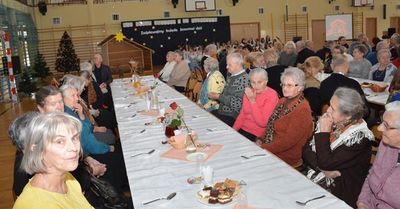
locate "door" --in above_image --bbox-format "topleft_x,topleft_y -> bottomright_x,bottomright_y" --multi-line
230,23 -> 260,42
311,19 -> 325,51
366,17 -> 377,40
390,17 -> 400,35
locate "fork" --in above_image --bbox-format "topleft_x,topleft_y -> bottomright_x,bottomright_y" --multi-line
295,195 -> 326,206
241,154 -> 267,159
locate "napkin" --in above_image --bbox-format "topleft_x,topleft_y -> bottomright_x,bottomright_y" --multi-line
160,144 -> 223,162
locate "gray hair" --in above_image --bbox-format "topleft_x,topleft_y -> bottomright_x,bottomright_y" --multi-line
166,51 -> 175,56
204,57 -> 219,72
80,70 -> 91,81
385,101 -> 400,128
284,41 -> 296,50
281,67 -> 305,91
227,52 -> 244,65
331,54 -> 348,69
21,112 -> 82,175
296,40 -> 306,49
333,87 -> 366,121
61,75 -> 85,94
377,49 -> 391,60
390,33 -> 400,45
204,44 -> 217,54
249,68 -> 268,82
8,111 -> 41,152
59,84 -> 76,99
80,62 -> 92,73
376,41 -> 389,52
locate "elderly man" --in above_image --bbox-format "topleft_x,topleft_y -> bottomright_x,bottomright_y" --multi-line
92,53 -> 114,109
209,52 -> 249,126
295,40 -> 316,66
319,54 -> 365,106
201,44 -> 218,70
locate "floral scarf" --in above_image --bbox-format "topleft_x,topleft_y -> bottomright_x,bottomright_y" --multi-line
259,94 -> 305,144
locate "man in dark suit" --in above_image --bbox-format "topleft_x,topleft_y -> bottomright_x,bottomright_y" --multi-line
92,53 -> 114,109
295,40 -> 315,66
320,54 -> 365,106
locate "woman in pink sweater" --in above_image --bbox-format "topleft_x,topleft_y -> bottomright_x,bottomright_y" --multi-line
233,68 -> 279,141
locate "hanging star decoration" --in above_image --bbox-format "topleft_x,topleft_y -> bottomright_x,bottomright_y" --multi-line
114,32 -> 126,42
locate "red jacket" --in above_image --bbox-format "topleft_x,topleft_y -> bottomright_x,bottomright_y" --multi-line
233,87 -> 278,137
262,96 -> 313,165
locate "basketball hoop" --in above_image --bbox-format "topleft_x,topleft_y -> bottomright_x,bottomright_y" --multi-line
195,1 -> 207,11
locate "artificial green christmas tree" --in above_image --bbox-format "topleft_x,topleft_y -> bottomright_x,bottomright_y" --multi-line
55,31 -> 80,73
33,51 -> 50,79
18,68 -> 37,95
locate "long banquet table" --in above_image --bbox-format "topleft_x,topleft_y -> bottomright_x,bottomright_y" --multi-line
111,77 -> 351,209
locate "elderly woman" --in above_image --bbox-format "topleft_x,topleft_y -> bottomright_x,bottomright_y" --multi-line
277,41 -> 297,67
198,57 -> 226,111
348,45 -> 372,79
63,74 -> 116,145
357,101 -> 400,209
369,49 -> 398,82
302,87 -> 373,208
13,112 -> 94,209
256,67 -> 313,165
264,49 -> 286,97
233,68 -> 279,141
168,50 -> 191,92
158,51 -> 176,82
300,56 -> 324,116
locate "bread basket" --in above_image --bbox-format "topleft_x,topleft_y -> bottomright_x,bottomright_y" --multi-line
370,83 -> 388,92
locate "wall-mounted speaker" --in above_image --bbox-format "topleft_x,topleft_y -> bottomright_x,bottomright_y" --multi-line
172,0 -> 178,8
38,1 -> 47,16
233,0 -> 239,6
383,4 -> 387,19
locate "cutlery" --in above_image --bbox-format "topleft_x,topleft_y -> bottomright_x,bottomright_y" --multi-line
131,113 -> 137,118
241,154 -> 267,159
295,195 -> 326,206
142,192 -> 176,205
131,149 -> 155,158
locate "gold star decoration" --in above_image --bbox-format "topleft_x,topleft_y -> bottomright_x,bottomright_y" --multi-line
115,32 -> 126,42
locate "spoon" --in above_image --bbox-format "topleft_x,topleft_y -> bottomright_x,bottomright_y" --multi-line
241,154 -> 267,159
131,149 -> 155,158
295,195 -> 326,206
142,192 -> 177,205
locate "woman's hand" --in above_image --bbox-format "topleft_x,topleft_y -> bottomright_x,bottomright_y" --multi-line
73,103 -> 85,120
320,113 -> 334,133
93,126 -> 107,133
84,156 -> 107,177
208,92 -> 220,100
322,170 -> 341,178
245,87 -> 256,103
109,145 -> 115,152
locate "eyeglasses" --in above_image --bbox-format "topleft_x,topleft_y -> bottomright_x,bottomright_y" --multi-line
380,121 -> 398,131
280,83 -> 298,88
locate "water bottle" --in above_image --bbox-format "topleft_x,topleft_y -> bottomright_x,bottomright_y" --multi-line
150,90 -> 159,111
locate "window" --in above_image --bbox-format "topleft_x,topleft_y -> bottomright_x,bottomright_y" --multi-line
164,11 -> 170,18
216,9 -> 222,16
52,17 -> 61,26
258,8 -> 264,15
112,14 -> 120,21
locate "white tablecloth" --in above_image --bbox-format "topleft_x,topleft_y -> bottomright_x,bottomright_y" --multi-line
318,73 -> 389,106
111,77 -> 351,209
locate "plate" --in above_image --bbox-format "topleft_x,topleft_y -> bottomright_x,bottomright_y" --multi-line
196,191 -> 234,207
186,152 -> 208,162
195,179 -> 240,207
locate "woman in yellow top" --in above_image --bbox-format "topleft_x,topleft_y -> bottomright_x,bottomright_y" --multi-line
13,112 -> 93,209
198,57 -> 226,111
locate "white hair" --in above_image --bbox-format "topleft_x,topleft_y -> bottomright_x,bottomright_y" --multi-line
280,67 -> 305,91
385,101 -> 400,128
227,52 -> 244,65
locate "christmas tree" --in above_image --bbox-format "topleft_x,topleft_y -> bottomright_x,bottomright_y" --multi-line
18,67 -> 37,95
33,51 -> 50,79
55,31 -> 80,73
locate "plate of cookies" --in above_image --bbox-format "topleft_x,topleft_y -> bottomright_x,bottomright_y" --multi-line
196,178 -> 240,206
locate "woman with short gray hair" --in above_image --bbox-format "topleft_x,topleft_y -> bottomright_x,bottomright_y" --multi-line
369,49 -> 397,82
13,112 -> 94,209
303,87 -> 374,208
233,68 -> 279,141
278,41 -> 297,67
198,57 -> 225,111
256,67 -> 313,166
358,101 -> 400,209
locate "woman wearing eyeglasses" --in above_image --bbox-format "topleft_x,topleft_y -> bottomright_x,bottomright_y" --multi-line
256,67 -> 313,166
303,87 -> 373,208
357,101 -> 400,209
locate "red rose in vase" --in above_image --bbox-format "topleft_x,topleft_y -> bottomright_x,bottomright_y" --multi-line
169,102 -> 178,110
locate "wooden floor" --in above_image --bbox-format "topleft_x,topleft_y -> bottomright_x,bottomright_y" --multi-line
0,98 -> 36,209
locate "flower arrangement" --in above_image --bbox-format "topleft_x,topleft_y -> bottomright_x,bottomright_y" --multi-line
166,102 -> 196,148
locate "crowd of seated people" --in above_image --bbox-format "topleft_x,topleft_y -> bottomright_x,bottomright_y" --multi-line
10,33 -> 400,208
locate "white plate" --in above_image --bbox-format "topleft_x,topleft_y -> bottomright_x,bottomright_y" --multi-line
186,152 -> 208,162
196,191 -> 234,207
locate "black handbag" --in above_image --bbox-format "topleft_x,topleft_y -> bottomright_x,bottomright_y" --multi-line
89,175 -> 128,209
